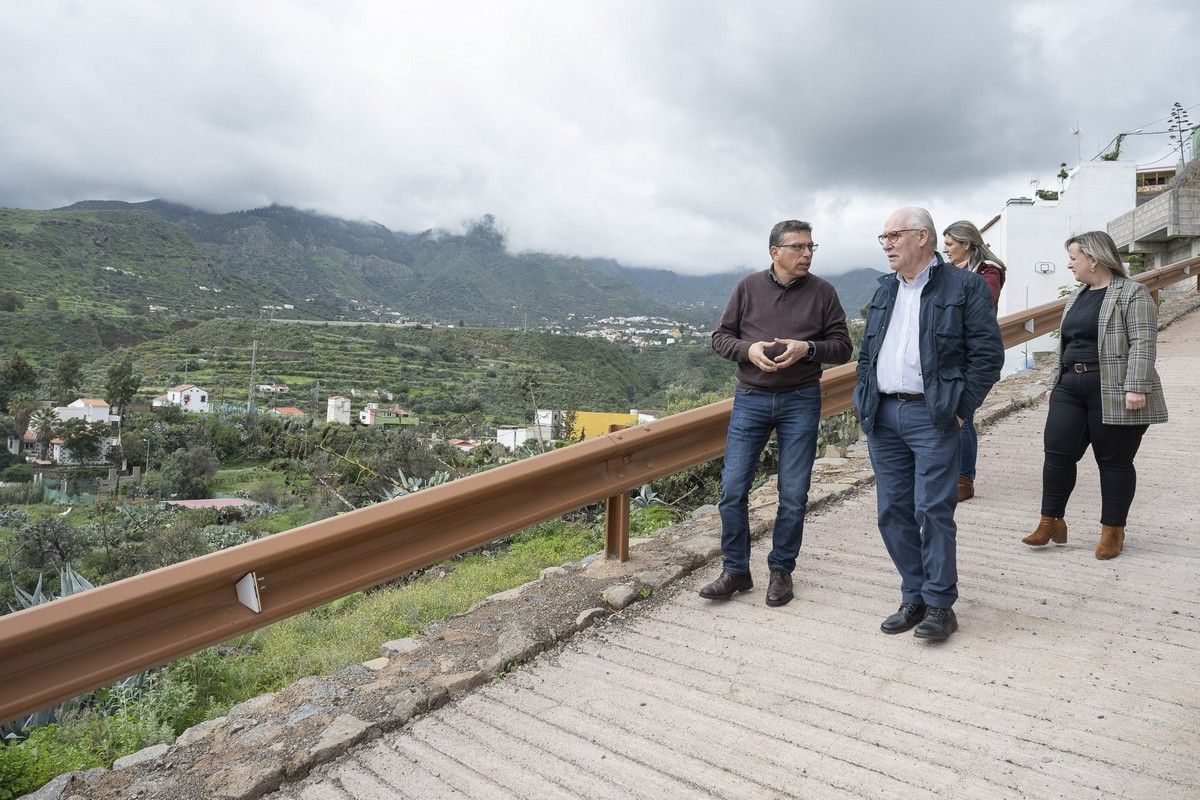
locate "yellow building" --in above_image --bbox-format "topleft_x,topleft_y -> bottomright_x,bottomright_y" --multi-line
570,411 -> 640,440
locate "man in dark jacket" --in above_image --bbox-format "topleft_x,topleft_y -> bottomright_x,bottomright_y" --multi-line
701,220 -> 852,607
854,207 -> 1003,641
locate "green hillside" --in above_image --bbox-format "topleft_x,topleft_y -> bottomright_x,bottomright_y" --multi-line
64,203 -> 693,325
0,308 -> 171,370
69,319 -> 731,427
0,207 -> 264,316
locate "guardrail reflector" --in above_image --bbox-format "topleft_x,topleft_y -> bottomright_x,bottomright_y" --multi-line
1024,319 -> 1036,333
236,572 -> 262,613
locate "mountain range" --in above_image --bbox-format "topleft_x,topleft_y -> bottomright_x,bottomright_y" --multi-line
1,200 -> 886,328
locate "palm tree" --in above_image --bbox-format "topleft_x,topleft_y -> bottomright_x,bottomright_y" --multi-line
7,391 -> 38,444
28,407 -> 58,461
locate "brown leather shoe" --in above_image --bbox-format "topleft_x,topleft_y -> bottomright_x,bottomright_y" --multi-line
1022,516 -> 1067,546
765,569 -> 794,607
698,570 -> 753,600
958,475 -> 974,502
1096,525 -> 1124,560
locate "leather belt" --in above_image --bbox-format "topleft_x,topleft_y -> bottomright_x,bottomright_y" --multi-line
880,392 -> 925,402
1065,363 -> 1100,373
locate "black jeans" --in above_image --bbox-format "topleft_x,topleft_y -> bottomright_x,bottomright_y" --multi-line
1041,370 -> 1148,526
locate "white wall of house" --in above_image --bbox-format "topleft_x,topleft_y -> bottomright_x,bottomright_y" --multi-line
990,160 -> 1136,375
54,399 -> 120,425
327,396 -> 352,425
167,386 -> 211,413
51,436 -> 119,465
497,426 -> 535,451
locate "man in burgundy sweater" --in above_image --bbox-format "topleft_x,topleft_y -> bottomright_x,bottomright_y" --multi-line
701,220 -> 853,606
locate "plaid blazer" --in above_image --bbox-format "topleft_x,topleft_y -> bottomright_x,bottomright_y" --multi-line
1055,275 -> 1168,425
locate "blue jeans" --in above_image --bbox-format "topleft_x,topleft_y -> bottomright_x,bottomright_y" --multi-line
718,384 -> 821,575
959,414 -> 977,480
867,396 -> 961,608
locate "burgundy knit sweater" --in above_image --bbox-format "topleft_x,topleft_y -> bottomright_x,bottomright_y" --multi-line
711,268 -> 853,391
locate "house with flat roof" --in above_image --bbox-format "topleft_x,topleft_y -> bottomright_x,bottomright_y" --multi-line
1109,157 -> 1200,273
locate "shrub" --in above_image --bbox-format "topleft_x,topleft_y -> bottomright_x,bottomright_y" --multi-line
15,518 -> 94,571
1,464 -> 34,483
202,524 -> 261,551
0,508 -> 31,528
0,671 -> 191,798
158,445 -> 218,499
0,483 -> 43,505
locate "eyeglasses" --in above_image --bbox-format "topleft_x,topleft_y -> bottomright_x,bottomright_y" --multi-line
775,243 -> 819,252
877,229 -> 920,245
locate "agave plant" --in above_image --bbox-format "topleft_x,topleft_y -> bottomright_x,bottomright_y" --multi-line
7,563 -> 95,613
631,484 -> 667,508
2,564 -> 97,741
384,469 -> 452,499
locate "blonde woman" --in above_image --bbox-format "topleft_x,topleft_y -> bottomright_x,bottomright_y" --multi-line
1023,231 -> 1167,558
942,220 -> 1006,501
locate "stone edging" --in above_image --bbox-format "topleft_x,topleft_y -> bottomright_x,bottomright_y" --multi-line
27,295 -> 1197,800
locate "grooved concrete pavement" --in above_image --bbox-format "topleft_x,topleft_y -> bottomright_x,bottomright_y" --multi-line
270,311 -> 1200,800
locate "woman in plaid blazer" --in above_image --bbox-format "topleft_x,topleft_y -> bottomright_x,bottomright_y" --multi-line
1023,231 -> 1167,559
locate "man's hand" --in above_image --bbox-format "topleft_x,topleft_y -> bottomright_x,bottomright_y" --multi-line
770,338 -> 809,369
747,341 -> 779,372
1125,392 -> 1147,411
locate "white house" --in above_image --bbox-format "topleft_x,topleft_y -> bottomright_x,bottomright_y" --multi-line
257,383 -> 290,395
54,398 -> 120,425
152,384 -> 211,413
496,425 -> 541,451
983,160 -> 1137,375
358,403 -> 417,426
326,396 -> 352,425
51,433 -> 119,465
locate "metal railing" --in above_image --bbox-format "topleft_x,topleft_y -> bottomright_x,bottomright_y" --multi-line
2,255 -> 1197,724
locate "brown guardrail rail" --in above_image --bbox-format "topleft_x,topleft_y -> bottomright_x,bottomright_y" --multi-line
2,255 -> 1197,723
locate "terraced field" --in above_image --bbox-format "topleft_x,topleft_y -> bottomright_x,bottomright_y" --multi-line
73,319 -> 728,426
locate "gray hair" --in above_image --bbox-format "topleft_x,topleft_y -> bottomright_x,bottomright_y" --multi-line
1065,231 -> 1128,278
943,220 -> 1007,273
899,207 -> 937,246
769,219 -> 813,249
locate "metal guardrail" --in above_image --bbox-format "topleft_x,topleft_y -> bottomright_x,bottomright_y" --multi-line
2,255 -> 1198,723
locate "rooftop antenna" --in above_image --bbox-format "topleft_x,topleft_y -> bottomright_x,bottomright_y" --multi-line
1069,124 -> 1082,165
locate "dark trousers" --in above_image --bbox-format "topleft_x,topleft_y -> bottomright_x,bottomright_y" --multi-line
867,396 -> 961,608
1041,371 -> 1148,527
718,385 -> 822,575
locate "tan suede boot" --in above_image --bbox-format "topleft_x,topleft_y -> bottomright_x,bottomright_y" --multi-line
1096,525 -> 1125,560
1022,516 -> 1067,546
958,475 -> 974,502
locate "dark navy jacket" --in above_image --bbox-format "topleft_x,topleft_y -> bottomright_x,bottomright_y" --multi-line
854,254 -> 1004,433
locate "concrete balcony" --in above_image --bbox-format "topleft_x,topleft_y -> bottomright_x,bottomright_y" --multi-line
1110,186 -> 1200,253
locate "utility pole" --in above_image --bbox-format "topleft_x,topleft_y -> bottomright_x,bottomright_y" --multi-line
1169,102 -> 1193,166
246,339 -> 258,416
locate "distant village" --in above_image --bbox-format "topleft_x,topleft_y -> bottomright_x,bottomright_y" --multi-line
5,385 -> 657,467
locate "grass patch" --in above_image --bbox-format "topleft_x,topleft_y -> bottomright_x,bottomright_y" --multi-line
190,519 -> 602,704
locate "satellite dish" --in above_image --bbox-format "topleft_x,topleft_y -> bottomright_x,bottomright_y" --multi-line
1069,126 -> 1080,136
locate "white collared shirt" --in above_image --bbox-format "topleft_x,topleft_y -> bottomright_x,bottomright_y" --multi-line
876,257 -> 936,394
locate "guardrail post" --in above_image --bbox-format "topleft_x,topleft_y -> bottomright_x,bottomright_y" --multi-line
1152,288 -> 1160,304
605,424 -> 630,561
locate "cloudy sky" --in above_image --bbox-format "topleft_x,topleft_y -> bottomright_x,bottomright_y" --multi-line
3,0 -> 1198,274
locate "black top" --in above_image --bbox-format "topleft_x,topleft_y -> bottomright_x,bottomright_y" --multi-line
1061,287 -> 1106,366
